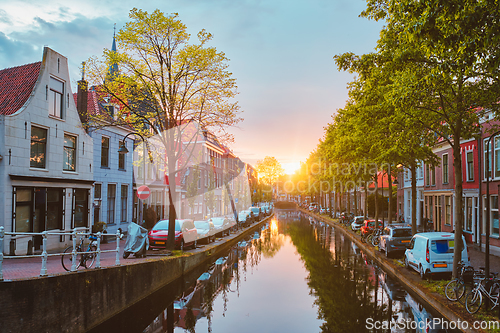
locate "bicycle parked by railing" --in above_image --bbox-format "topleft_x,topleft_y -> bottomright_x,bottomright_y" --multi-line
465,272 -> 500,314
444,261 -> 476,303
61,233 -> 99,271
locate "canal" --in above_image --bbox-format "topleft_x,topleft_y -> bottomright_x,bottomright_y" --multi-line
89,210 -> 454,333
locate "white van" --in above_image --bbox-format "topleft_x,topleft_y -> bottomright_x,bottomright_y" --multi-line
404,232 -> 469,279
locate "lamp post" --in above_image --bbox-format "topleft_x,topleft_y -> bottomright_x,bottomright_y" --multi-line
118,132 -> 152,227
485,130 -> 500,280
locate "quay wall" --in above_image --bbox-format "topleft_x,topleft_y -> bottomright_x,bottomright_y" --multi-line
0,217 -> 272,333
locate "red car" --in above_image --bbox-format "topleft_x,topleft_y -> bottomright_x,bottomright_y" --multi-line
148,219 -> 198,250
360,219 -> 383,237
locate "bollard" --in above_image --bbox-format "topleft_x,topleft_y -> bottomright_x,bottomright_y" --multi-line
115,230 -> 121,266
0,226 -> 4,281
71,230 -> 77,272
95,232 -> 101,269
40,231 -> 48,276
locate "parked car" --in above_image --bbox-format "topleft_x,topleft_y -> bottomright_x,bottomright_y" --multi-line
249,206 -> 263,221
360,219 -> 383,237
238,209 -> 253,227
194,220 -> 216,244
148,219 -> 197,250
308,203 -> 318,212
378,224 -> 413,257
350,216 -> 366,231
404,232 -> 470,279
210,217 -> 231,237
319,207 -> 326,214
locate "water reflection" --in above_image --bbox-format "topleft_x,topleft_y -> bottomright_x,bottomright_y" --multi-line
93,210 -> 452,333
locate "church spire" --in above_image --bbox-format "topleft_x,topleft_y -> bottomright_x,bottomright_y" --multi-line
107,24 -> 119,81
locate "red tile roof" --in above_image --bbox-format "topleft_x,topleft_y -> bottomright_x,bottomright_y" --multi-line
0,62 -> 41,115
73,89 -> 102,115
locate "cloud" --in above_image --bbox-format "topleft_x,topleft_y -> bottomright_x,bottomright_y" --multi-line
0,32 -> 40,68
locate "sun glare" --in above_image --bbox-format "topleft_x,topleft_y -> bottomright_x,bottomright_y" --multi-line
283,162 -> 300,175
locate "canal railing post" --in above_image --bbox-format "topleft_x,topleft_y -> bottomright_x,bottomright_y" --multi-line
71,230 -> 78,272
0,226 -> 4,281
40,231 -> 48,277
115,230 -> 121,266
95,232 -> 101,269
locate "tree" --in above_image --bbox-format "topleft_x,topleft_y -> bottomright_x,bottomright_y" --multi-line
255,156 -> 285,196
87,9 -> 242,250
361,0 -> 500,277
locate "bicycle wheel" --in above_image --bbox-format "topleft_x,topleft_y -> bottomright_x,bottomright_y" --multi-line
366,234 -> 373,245
488,282 -> 500,310
61,246 -> 81,271
82,245 -> 97,269
465,289 -> 483,314
445,279 -> 465,302
372,235 -> 380,247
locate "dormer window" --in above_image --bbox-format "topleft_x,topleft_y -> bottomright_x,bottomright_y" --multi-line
49,77 -> 64,118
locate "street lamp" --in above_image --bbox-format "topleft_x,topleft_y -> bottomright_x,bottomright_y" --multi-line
118,132 -> 153,226
485,130 -> 500,280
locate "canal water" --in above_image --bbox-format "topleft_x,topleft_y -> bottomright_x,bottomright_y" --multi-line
90,210 -> 454,333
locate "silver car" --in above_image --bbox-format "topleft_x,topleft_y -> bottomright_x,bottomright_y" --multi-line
351,216 -> 365,231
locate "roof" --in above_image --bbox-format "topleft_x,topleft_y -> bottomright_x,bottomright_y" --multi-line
73,88 -> 102,116
0,62 -> 41,115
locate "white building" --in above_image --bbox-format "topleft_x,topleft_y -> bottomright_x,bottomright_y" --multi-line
0,47 -> 94,255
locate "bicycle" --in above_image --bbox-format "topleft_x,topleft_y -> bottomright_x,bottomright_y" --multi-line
465,273 -> 500,314
444,262 -> 476,303
61,233 -> 99,271
370,228 -> 383,247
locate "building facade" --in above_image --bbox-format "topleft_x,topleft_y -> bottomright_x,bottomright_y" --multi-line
0,47 -> 94,255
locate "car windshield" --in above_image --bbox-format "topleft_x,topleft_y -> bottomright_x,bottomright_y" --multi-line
393,229 -> 412,237
152,220 -> 181,231
194,222 -> 208,229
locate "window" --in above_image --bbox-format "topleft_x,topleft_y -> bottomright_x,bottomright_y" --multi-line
492,195 -> 499,236
425,164 -> 430,186
431,166 -> 436,185
63,134 -> 76,171
49,77 -> 64,118
118,140 -> 125,170
466,197 -> 473,232
15,188 -> 32,232
107,184 -> 116,224
73,189 -> 88,228
496,137 -> 500,178
442,154 -> 448,184
445,196 -> 451,225
94,184 -> 101,199
101,137 -> 109,167
121,185 -> 128,222
466,151 -> 474,181
30,126 -> 47,168
485,139 -> 492,179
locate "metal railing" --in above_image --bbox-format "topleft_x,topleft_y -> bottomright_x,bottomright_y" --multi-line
0,226 -> 122,281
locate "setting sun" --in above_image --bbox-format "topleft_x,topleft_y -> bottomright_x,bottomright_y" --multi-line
283,162 -> 301,175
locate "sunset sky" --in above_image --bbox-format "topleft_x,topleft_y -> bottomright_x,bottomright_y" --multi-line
0,0 -> 384,172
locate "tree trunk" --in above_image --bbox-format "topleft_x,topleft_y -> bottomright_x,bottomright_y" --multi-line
388,164 -> 392,225
452,140 -> 464,279
411,162 -> 417,235
374,172 -> 379,228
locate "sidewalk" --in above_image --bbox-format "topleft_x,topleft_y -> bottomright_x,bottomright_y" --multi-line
468,244 -> 500,275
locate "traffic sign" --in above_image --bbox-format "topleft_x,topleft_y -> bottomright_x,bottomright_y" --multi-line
137,185 -> 151,200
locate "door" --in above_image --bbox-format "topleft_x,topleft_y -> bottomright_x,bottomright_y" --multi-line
33,188 -> 47,250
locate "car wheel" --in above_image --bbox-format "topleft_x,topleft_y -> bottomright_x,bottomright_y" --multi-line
180,239 -> 185,251
192,239 -> 197,249
420,265 -> 427,279
404,256 -> 410,269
